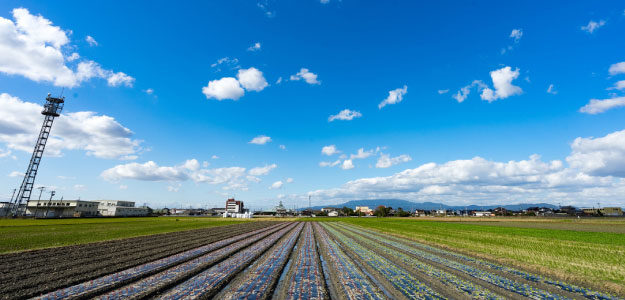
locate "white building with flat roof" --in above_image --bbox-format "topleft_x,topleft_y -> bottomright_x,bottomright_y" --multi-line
97,200 -> 149,217
26,200 -> 98,218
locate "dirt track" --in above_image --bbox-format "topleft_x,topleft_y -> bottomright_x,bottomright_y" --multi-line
0,221 -> 619,300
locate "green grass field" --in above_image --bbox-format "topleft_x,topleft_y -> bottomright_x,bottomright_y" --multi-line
0,217 -> 252,253
322,217 -> 625,296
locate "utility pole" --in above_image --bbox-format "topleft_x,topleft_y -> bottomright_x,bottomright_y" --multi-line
35,186 -> 45,218
44,190 -> 55,218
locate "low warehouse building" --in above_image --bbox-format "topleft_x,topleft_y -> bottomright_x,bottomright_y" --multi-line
26,200 -> 98,218
97,200 -> 149,217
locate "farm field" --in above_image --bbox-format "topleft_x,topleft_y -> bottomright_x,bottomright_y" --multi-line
0,217 -> 255,253
0,220 -> 620,299
334,217 -> 625,296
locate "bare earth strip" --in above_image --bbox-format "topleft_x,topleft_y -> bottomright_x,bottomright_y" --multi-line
272,222 -> 329,300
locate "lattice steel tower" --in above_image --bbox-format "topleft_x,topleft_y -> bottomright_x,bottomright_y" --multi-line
11,94 -> 64,216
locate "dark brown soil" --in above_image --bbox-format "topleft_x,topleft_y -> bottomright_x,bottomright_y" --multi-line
0,221 -> 278,299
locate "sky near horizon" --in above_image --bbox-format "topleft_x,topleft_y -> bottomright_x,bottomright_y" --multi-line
1,1 -> 625,210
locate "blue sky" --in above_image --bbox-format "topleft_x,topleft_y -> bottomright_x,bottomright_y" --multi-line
1,1 -> 625,210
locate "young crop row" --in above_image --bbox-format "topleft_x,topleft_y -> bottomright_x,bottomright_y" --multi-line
335,223 -> 568,299
326,223 -> 502,300
283,223 -> 328,300
156,222 -> 299,299
321,223 -> 445,300
338,223 -> 619,300
34,223 -> 287,300
217,222 -> 304,299
312,223 -> 385,300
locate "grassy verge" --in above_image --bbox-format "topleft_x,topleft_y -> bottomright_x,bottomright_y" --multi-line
0,217 -> 253,253
315,217 -> 625,296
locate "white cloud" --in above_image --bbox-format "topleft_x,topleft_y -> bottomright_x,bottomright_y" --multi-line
547,84 -> 557,95
102,159 -> 276,191
0,8 -> 133,88
321,145 -> 340,156
328,109 -> 362,122
341,159 -> 354,170
0,93 -> 141,159
286,177 -> 294,183
376,153 -> 412,168
279,144 -> 286,150
480,66 -> 522,102
320,0 -> 330,3
350,148 -> 374,160
67,53 -> 80,62
247,42 -> 261,52
453,80 -> 486,103
269,181 -> 283,189
609,80 -> 625,91
579,97 -> 625,114
211,57 -> 239,69
609,62 -> 625,76
119,185 -> 128,190
319,160 -> 341,167
167,183 -> 181,192
567,129 -> 625,177
437,89 -> 449,94
211,155 -> 219,159
249,164 -> 277,176
101,161 -> 189,182
145,88 -> 154,95
378,85 -> 407,109
290,68 -> 320,85
510,28 -> 523,42
307,130 -> 625,207
202,77 -> 244,100
237,67 -> 268,92
581,20 -> 606,33
9,171 -> 21,177
276,77 -> 283,84
249,135 -> 272,145
85,35 -> 98,46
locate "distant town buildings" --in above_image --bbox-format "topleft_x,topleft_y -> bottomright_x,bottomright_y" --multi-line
97,200 -> 149,217
355,206 -> 374,216
226,198 -> 245,214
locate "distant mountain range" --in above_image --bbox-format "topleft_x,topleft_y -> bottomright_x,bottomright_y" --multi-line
303,199 -> 559,211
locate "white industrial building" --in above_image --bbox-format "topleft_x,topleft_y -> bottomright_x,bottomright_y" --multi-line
96,200 -> 149,217
25,200 -> 99,218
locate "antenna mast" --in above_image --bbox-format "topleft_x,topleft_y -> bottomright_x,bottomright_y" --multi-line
11,94 -> 64,216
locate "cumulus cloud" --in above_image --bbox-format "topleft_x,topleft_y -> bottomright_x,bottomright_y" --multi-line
480,66 -> 522,102
510,28 -> 523,42
0,8 -> 134,88
247,42 -> 261,52
378,85 -> 408,109
321,145 -> 340,156
279,144 -> 286,150
269,180 -> 283,189
328,109 -> 362,122
9,171 -> 22,177
308,130 -> 625,207
567,129 -> 625,177
290,68 -> 320,85
609,62 -> 625,76
202,67 -> 267,100
286,177 -> 294,183
581,20 -> 606,33
437,89 -> 449,94
452,80 -> 487,103
0,93 -> 141,159
249,164 -> 277,176
376,153 -> 412,168
237,67 -> 268,91
249,135 -> 272,145
609,80 -> 625,91
102,159 -> 276,191
350,148 -> 374,160
579,97 -> 625,114
341,159 -> 354,170
202,77 -> 245,100
85,35 -> 98,46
